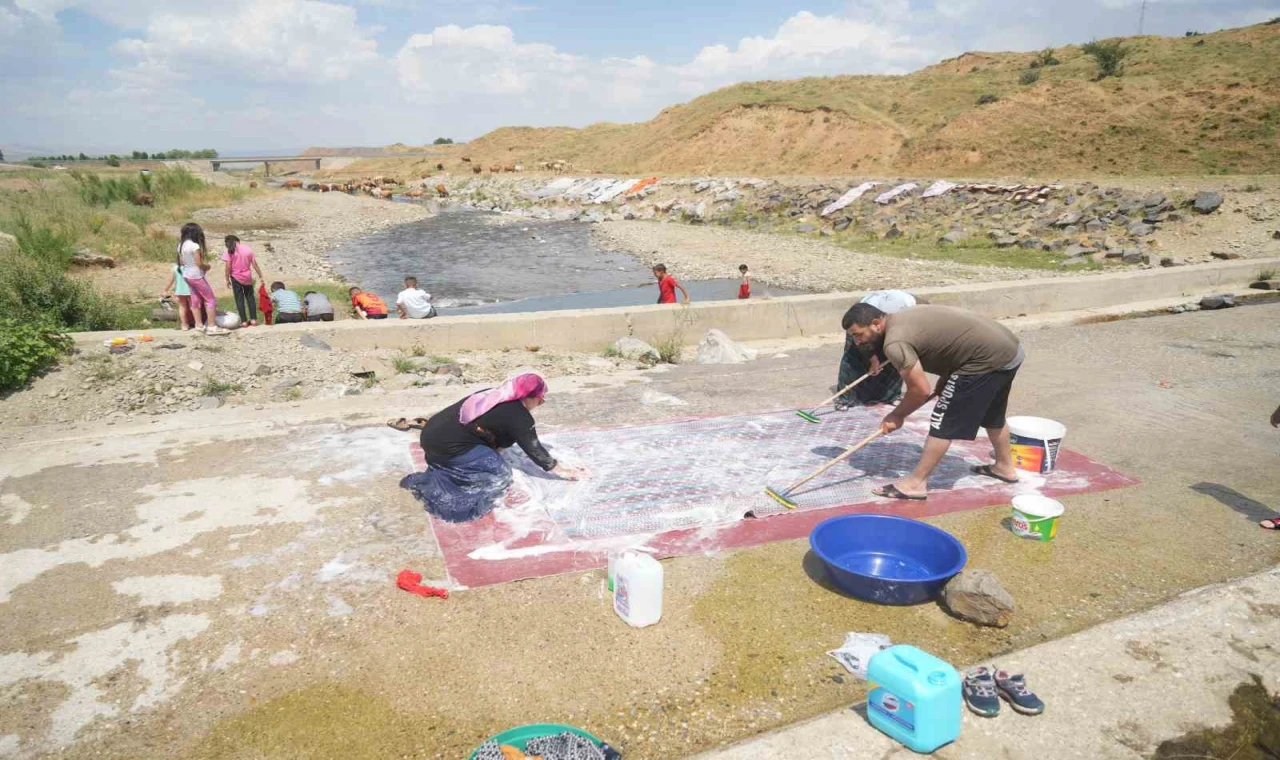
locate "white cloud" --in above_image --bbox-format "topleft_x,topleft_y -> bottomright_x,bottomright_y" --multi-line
112,0 -> 378,85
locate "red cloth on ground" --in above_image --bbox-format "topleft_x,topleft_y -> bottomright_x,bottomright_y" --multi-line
396,569 -> 448,599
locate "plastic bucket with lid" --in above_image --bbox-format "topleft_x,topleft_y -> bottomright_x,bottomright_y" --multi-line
1010,494 -> 1064,541
1007,416 -> 1066,474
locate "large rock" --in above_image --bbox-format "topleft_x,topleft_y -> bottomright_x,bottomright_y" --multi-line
612,337 -> 660,365
1053,211 -> 1082,227
1128,222 -> 1155,237
1199,294 -> 1236,310
1142,193 -> 1166,208
1122,249 -> 1145,264
1192,191 -> 1223,214
696,329 -> 757,365
995,236 -> 1019,248
937,229 -> 967,246
0,231 -> 18,255
941,569 -> 1015,628
883,225 -> 903,240
70,248 -> 117,268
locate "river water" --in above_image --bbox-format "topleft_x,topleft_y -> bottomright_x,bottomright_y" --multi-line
327,209 -> 807,315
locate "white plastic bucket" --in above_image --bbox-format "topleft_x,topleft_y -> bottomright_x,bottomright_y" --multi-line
1010,494 -> 1065,541
1007,416 -> 1067,474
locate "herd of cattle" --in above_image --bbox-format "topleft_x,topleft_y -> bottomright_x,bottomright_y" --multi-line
281,177 -> 450,199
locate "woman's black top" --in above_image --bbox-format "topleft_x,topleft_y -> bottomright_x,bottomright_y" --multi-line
419,397 -> 556,471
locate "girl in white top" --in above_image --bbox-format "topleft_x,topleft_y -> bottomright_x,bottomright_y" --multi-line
177,223 -> 227,334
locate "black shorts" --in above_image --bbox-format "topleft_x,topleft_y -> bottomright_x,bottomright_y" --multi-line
929,366 -> 1019,441
274,312 -> 304,324
305,313 -> 335,322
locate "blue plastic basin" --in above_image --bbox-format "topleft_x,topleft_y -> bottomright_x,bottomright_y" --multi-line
810,515 -> 967,605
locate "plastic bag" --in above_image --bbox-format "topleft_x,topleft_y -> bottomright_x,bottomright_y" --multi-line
826,632 -> 892,679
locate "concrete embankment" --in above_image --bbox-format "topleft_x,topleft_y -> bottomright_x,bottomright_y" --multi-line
74,257 -> 1278,352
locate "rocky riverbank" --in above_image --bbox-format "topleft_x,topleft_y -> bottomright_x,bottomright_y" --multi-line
306,171 -> 1277,286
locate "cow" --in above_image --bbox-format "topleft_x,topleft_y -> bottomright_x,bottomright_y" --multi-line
489,164 -> 502,173
407,188 -> 423,198
320,184 -> 330,192
472,165 -> 482,174
306,183 -> 321,191
435,183 -> 449,197
502,165 -> 516,173
436,163 -> 444,171
379,188 -> 394,199
283,179 -> 303,189
249,181 -> 258,189
460,156 -> 472,163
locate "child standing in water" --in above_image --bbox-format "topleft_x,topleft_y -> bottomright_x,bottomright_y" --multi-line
177,222 -> 227,334
738,264 -> 751,299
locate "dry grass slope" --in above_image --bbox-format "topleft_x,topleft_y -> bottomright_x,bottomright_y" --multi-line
355,22 -> 1278,178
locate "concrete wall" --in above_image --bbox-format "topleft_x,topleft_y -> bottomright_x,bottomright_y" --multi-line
76,257 -> 1278,351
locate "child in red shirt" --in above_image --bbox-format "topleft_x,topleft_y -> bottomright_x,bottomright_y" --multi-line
652,264 -> 689,305
738,264 -> 750,299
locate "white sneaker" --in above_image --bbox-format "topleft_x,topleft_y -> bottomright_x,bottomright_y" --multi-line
204,326 -> 230,336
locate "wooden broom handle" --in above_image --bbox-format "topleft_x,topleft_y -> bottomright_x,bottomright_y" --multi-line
810,372 -> 871,411
784,428 -> 885,494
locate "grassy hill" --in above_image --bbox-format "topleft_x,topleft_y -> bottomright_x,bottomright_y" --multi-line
449,21 -> 1279,177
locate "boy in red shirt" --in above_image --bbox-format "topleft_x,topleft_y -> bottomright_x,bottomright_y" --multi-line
349,286 -> 389,319
737,264 -> 750,299
653,264 -> 690,305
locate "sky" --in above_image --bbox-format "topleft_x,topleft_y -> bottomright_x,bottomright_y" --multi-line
2,0 -> 1277,155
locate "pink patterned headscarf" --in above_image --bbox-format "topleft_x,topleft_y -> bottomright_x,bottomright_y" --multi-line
459,372 -> 547,425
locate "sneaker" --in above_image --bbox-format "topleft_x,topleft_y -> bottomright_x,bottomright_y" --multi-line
963,666 -> 1000,717
995,670 -> 1044,715
204,326 -> 230,336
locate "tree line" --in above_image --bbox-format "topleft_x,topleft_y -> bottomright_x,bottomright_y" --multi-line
25,149 -> 219,164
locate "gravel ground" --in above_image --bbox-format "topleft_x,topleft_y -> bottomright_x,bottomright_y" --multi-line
592,221 -> 1050,292
0,330 -> 651,429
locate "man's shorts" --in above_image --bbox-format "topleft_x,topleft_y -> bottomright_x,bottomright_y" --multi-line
929,366 -> 1019,441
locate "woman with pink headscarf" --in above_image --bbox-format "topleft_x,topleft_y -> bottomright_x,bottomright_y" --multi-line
397,373 -> 586,522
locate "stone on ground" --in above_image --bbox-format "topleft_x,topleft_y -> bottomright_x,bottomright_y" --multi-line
613,337 -> 660,365
941,568 -> 1016,628
1192,191 -> 1224,214
1199,294 -> 1236,310
300,333 -> 332,352
696,329 -> 758,365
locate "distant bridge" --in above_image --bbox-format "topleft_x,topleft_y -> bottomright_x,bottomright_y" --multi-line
210,153 -> 443,175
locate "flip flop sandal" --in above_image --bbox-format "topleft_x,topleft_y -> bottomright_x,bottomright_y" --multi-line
387,418 -> 429,432
1260,519 -> 1280,530
971,464 -> 1019,484
873,484 -> 927,501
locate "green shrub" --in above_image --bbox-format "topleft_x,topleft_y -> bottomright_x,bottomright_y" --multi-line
654,333 -> 683,364
1030,48 -> 1060,68
0,220 -> 139,331
1082,39 -> 1130,79
0,317 -> 73,392
1019,69 -> 1041,85
201,378 -> 243,396
392,356 -> 416,374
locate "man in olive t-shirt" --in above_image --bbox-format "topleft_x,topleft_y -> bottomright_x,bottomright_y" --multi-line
842,302 -> 1025,500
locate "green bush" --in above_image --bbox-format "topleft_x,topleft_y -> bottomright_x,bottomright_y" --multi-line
1082,39 -> 1130,79
1019,69 -> 1041,85
0,218 -> 140,331
0,317 -> 73,392
1030,48 -> 1060,68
